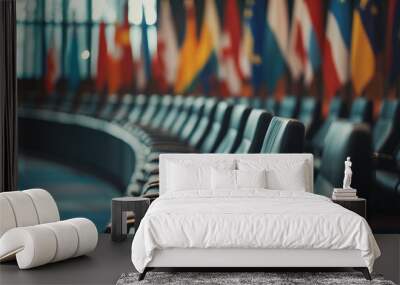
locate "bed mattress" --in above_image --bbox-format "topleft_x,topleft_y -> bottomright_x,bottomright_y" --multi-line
131,190 -> 380,273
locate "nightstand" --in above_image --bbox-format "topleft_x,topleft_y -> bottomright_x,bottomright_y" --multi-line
111,197 -> 150,242
332,198 -> 366,219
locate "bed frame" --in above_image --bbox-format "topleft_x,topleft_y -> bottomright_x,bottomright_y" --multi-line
139,248 -> 371,280
139,154 -> 372,281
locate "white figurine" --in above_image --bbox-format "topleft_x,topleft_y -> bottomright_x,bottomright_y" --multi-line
343,157 -> 353,189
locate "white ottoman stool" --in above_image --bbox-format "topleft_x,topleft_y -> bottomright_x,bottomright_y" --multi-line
0,189 -> 98,269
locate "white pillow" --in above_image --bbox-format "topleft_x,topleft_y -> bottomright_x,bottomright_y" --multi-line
236,169 -> 267,188
211,168 -> 236,190
237,159 -> 307,191
211,169 -> 267,191
167,162 -> 211,191
166,159 -> 236,192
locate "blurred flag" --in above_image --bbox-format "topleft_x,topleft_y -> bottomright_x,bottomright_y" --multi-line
323,0 -> 351,99
220,0 -> 243,96
137,18 -> 152,92
151,42 -> 168,93
263,0 -> 289,93
247,0 -> 266,93
67,25 -> 80,92
287,0 -> 306,81
195,0 -> 221,95
117,4 -> 135,91
174,0 -> 198,93
157,0 -> 179,90
303,0 -> 324,86
44,29 -> 59,95
351,0 -> 380,96
96,21 -> 108,93
385,0 -> 400,87
108,24 -> 122,94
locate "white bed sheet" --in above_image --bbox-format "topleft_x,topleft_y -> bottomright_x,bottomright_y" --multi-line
131,190 -> 380,273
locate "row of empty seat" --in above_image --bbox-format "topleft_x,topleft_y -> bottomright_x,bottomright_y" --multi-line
20,93 -> 400,231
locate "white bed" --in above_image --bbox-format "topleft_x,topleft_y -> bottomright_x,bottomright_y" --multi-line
131,154 -> 380,280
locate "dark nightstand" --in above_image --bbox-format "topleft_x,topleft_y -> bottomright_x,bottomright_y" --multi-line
332,198 -> 367,219
111,197 -> 150,242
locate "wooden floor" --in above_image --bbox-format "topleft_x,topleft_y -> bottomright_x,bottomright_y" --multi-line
0,234 -> 133,285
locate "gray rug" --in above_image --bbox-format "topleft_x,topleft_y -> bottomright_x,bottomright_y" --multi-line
116,272 -> 396,285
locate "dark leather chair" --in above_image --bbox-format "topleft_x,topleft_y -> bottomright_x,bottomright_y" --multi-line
315,121 -> 372,199
298,97 -> 321,139
199,101 -> 233,153
137,95 -> 162,126
168,96 -> 196,137
310,96 -> 347,155
372,99 -> 400,154
215,105 -> 251,153
124,94 -> 148,127
277,96 -> 299,118
179,97 -> 206,142
349,97 -> 373,125
148,95 -> 173,129
235,110 -> 272,153
98,95 -> 120,120
112,94 -> 135,124
265,97 -> 279,115
188,98 -> 219,149
373,143 -> 400,216
250,97 -> 264,109
159,96 -> 185,133
260,117 -> 305,153
238,97 -> 251,106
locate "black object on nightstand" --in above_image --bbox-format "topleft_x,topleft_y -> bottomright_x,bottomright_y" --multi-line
111,197 -> 150,242
332,198 -> 367,219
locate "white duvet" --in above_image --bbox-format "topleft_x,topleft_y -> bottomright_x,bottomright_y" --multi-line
131,190 -> 380,273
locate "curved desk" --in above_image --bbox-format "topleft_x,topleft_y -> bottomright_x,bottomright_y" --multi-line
18,109 -> 145,195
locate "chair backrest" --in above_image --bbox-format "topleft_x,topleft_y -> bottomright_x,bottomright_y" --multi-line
112,94 -> 135,123
265,97 -> 279,115
372,99 -> 400,153
261,117 -> 305,153
215,105 -> 252,153
139,95 -> 161,126
235,110 -> 272,153
349,97 -> 373,124
0,189 -> 60,237
250,97 -> 264,109
188,98 -> 219,149
238,97 -> 251,106
98,95 -> 118,120
161,96 -> 185,132
180,97 -> 206,141
200,101 -> 233,153
298,97 -> 321,138
170,96 -> 195,136
311,96 -> 346,153
149,95 -> 173,129
315,121 -> 372,199
277,96 -> 299,118
127,94 -> 148,124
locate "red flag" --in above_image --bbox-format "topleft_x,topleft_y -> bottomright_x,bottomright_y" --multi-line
44,46 -> 57,94
118,5 -> 135,91
96,21 -> 108,93
151,40 -> 168,93
220,0 -> 243,96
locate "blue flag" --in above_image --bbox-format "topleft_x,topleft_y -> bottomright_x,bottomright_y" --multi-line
141,20 -> 152,84
67,25 -> 80,92
245,0 -> 266,93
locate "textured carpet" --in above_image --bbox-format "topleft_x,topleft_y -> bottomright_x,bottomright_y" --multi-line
116,271 -> 395,285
